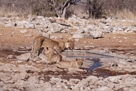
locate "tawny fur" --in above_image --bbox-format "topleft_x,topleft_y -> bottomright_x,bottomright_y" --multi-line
56,58 -> 86,72
36,47 -> 62,64
27,36 -> 74,62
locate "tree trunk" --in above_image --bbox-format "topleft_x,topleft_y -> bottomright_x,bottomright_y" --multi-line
60,2 -> 70,18
53,0 -> 71,19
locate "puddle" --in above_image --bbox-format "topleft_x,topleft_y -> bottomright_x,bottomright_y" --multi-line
64,50 -> 109,69
64,50 -> 136,78
64,50 -> 115,59
87,58 -> 102,72
63,50 -> 122,78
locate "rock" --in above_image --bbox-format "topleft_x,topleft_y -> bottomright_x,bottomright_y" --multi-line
102,26 -> 113,33
119,40 -> 122,43
5,23 -> 14,27
74,39 -> 79,42
107,76 -> 122,84
37,16 -> 44,19
42,22 -> 67,33
133,43 -> 136,46
16,53 -> 30,60
72,34 -> 84,38
41,33 -> 50,38
90,31 -> 103,39
20,29 -> 28,33
96,86 -> 112,91
125,27 -> 133,33
84,25 -> 94,33
24,23 -> 35,29
50,36 -> 63,39
17,20 -> 28,26
7,55 -> 14,59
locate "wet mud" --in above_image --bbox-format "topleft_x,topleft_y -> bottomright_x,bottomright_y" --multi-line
94,68 -> 136,78
110,48 -> 136,56
26,70 -> 90,81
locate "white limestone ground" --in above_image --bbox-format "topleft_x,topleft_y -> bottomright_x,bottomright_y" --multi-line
0,15 -> 136,91
0,15 -> 136,39
0,59 -> 136,91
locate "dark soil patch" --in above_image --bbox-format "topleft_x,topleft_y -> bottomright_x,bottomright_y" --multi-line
94,68 -> 136,78
26,70 -> 90,81
110,48 -> 136,56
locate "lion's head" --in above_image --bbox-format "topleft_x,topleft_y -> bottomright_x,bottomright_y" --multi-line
76,58 -> 84,68
65,40 -> 74,50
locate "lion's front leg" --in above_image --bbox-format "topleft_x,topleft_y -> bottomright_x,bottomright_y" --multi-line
54,46 -> 66,58
73,68 -> 87,72
54,46 -> 61,54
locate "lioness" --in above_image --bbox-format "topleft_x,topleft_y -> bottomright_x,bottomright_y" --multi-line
27,36 -> 74,62
56,58 -> 86,72
36,47 -> 62,64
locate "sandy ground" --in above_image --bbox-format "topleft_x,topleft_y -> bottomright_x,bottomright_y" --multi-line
0,23 -> 136,90
1,24 -> 136,48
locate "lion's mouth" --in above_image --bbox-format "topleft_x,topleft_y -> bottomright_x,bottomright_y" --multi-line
68,47 -> 73,50
78,66 -> 82,69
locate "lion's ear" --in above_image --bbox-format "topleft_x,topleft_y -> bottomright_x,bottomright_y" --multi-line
67,40 -> 70,42
46,47 -> 48,50
76,58 -> 78,61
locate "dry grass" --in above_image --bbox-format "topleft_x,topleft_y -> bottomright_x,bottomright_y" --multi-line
108,9 -> 136,19
0,1 -> 136,20
0,7 -> 28,18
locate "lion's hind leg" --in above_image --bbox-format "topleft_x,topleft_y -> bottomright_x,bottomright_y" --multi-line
27,38 -> 43,62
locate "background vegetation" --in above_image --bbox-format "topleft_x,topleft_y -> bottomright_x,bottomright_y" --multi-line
0,0 -> 136,19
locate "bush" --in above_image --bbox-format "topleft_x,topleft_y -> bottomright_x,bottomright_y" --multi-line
102,0 -> 136,19
0,0 -> 136,19
86,0 -> 105,18
0,0 -> 56,17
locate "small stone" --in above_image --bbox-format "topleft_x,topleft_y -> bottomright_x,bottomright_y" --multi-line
75,39 -> 79,42
133,43 -> 136,46
20,29 -> 28,33
90,31 -> 102,39
7,55 -> 14,59
72,34 -> 84,38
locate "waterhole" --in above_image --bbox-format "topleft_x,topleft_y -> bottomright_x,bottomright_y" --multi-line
63,50 -> 136,78
1,49 -> 135,79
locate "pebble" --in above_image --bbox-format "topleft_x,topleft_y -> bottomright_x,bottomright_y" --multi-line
133,43 -> 136,46
20,29 -> 28,33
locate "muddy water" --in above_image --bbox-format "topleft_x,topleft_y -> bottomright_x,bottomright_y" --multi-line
63,50 -> 112,70
62,50 -> 110,77
63,50 -> 108,59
